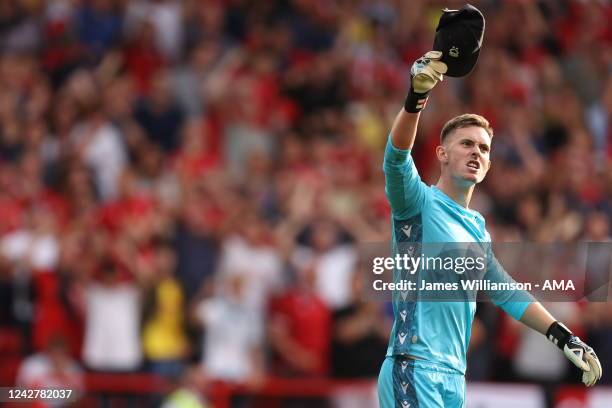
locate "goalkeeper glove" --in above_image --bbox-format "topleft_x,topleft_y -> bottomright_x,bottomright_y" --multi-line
404,51 -> 448,113
547,321 -> 602,387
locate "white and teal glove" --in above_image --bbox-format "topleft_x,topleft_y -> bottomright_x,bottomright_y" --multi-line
404,51 -> 447,113
547,321 -> 602,387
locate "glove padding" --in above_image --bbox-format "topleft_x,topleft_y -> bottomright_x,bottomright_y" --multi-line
563,336 -> 603,387
547,321 -> 602,387
411,51 -> 447,93
404,51 -> 448,113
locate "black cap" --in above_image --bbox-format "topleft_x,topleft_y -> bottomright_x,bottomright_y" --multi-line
433,4 -> 485,77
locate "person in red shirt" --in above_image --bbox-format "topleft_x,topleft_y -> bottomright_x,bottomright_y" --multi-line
268,263 -> 331,377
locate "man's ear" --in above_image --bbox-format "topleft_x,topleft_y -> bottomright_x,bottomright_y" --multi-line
436,145 -> 449,164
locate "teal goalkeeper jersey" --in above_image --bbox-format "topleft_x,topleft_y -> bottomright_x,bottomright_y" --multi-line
383,136 -> 532,374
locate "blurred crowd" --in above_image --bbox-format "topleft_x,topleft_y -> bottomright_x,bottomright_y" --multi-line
0,0 -> 610,405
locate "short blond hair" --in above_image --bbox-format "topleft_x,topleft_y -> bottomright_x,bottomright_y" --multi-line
440,113 -> 493,143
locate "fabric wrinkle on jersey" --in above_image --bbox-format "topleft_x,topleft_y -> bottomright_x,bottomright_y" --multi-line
382,136 -> 533,375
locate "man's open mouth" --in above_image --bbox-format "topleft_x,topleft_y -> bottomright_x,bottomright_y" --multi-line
467,160 -> 480,170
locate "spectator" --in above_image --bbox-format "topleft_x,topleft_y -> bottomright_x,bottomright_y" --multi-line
134,70 -> 184,153
172,39 -> 220,117
123,19 -> 165,95
217,213 -> 283,313
124,0 -> 184,62
142,241 -> 189,378
268,263 -> 331,377
291,219 -> 358,310
0,0 -> 42,54
68,98 -> 127,201
74,0 -> 122,62
174,192 -> 220,302
193,274 -> 264,384
331,271 -> 391,378
16,336 -> 83,405
81,258 -> 142,372
161,366 -> 210,408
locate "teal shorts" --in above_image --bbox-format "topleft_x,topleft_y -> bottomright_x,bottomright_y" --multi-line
377,356 -> 465,408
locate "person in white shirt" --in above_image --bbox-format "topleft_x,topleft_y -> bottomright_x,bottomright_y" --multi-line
82,259 -> 142,371
193,274 -> 263,383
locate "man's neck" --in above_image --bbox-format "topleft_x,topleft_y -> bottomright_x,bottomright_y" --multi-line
435,177 -> 474,208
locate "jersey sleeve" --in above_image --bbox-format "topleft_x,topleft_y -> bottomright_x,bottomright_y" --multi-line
483,247 -> 534,320
383,136 -> 428,219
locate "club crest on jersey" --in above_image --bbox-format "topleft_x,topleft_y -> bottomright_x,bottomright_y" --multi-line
449,46 -> 459,58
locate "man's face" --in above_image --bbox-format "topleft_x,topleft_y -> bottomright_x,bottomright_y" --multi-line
438,126 -> 492,185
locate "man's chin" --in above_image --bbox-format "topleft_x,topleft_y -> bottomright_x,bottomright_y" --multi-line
457,174 -> 478,187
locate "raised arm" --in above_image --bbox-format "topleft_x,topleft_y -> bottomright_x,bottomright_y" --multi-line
383,52 -> 448,219
389,110 -> 421,151
391,51 -> 447,150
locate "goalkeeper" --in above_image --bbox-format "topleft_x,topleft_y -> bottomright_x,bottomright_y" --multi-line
377,5 -> 602,408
